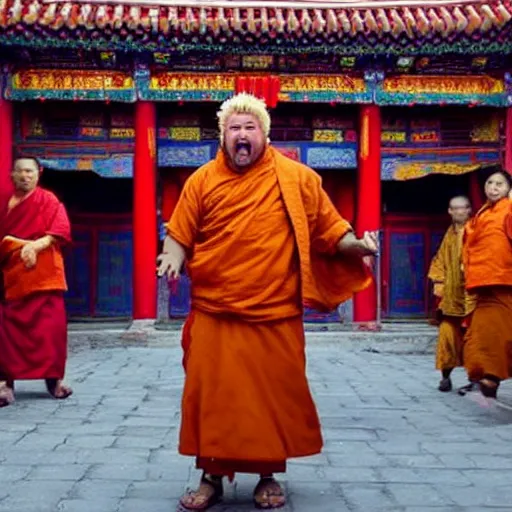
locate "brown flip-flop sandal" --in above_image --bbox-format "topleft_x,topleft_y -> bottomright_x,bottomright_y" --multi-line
253,477 -> 286,509
179,473 -> 223,511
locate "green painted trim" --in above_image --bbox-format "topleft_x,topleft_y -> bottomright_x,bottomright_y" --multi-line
138,89 -> 233,102
375,92 -> 507,107
1,35 -> 512,57
281,91 -> 373,103
6,89 -> 136,102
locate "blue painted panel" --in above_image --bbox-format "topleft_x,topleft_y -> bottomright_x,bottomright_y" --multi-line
388,232 -> 426,317
168,272 -> 191,318
306,145 -> 357,169
158,142 -> 216,168
303,307 -> 339,323
64,230 -> 92,317
39,155 -> 133,178
95,230 -> 133,317
430,231 -> 445,258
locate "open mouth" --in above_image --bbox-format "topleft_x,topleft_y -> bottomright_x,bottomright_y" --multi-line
235,142 -> 251,156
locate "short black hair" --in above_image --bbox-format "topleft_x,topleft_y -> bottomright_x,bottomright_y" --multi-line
485,168 -> 512,189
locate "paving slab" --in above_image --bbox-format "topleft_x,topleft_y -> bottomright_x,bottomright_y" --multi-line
1,331 -> 512,511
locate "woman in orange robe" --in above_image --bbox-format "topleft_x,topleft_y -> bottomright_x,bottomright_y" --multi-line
463,170 -> 512,399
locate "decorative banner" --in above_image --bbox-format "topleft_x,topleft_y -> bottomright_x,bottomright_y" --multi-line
313,130 -> 344,143
7,69 -> 136,102
143,73 -> 235,101
273,145 -> 301,162
381,149 -> 501,181
80,127 -> 107,139
411,131 -> 440,144
306,146 -> 357,169
381,131 -> 407,144
110,128 -> 135,139
242,56 -> 274,70
377,75 -> 507,106
170,127 -> 201,141
39,155 -> 133,178
279,75 -> 371,103
158,143 -> 215,168
393,162 -> 482,181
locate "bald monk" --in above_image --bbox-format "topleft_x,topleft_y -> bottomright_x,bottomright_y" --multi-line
428,196 -> 474,392
0,157 -> 73,407
463,170 -> 512,399
157,93 -> 377,511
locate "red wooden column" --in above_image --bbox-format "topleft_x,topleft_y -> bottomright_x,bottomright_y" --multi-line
133,101 -> 157,319
0,98 -> 13,195
469,172 -> 484,211
505,107 -> 512,175
161,175 -> 181,222
354,104 -> 381,324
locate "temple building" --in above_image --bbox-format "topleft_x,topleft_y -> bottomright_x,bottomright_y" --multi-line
0,0 -> 511,323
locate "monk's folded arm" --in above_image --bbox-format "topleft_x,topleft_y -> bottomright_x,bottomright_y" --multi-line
31,235 -> 56,253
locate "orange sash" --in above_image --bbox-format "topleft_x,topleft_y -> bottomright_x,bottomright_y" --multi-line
0,236 -> 67,301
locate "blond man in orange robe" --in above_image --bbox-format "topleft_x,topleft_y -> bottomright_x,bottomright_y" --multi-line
463,170 -> 512,400
428,196 -> 473,392
157,93 -> 377,511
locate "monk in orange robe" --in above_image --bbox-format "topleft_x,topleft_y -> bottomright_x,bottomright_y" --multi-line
157,93 -> 377,510
463,170 -> 512,399
0,157 -> 73,407
428,196 -> 474,392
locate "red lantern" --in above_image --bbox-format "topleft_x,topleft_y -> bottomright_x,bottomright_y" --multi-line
235,75 -> 280,108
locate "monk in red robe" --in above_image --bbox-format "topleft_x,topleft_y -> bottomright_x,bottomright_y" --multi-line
0,157 -> 73,407
157,94 -> 377,510
463,170 -> 512,399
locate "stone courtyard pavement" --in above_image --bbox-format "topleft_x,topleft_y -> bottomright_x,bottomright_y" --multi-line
1,331 -> 512,512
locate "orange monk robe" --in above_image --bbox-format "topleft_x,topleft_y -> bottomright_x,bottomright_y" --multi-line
428,225 -> 474,370
167,146 -> 372,477
462,198 -> 512,382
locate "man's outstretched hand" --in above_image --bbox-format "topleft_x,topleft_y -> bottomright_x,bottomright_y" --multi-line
337,230 -> 379,257
156,253 -> 181,280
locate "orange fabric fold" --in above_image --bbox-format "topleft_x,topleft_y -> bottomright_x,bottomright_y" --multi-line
168,146 -> 372,475
179,310 -> 322,463
167,146 -> 372,319
463,287 -> 512,382
0,236 -> 67,301
463,198 -> 512,290
428,226 -> 467,317
436,316 -> 464,370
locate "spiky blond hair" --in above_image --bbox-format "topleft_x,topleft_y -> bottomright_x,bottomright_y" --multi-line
217,93 -> 271,142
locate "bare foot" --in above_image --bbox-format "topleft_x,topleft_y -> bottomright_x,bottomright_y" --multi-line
0,381 -> 15,408
45,379 -> 73,399
480,378 -> 498,398
180,474 -> 223,510
254,477 -> 286,509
